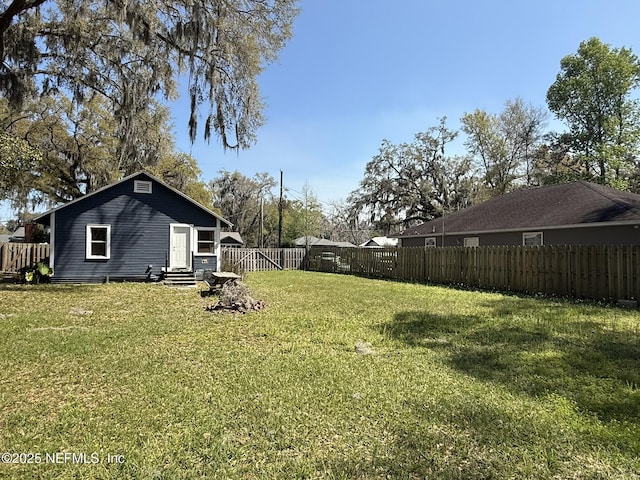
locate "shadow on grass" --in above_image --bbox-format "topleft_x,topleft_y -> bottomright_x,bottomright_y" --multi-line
378,298 -> 640,424
0,284 -> 99,293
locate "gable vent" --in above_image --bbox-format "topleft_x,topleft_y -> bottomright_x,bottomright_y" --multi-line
134,180 -> 153,194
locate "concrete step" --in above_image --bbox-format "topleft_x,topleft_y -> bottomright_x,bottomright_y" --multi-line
163,271 -> 196,287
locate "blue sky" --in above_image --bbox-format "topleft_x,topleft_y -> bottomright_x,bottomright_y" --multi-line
171,0 -> 640,210
3,0 -> 640,223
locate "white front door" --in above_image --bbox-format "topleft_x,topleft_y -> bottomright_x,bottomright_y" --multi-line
170,225 -> 192,270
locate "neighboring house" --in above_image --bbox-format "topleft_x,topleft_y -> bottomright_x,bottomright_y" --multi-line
34,171 -> 231,283
7,227 -> 25,242
294,236 -> 321,247
220,232 -> 245,248
294,236 -> 356,248
397,181 -> 640,247
360,236 -> 398,248
0,234 -> 11,243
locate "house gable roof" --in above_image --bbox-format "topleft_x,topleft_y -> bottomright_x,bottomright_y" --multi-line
220,232 -> 244,245
9,226 -> 25,241
33,171 -> 232,227
360,236 -> 399,247
294,236 -> 356,247
398,181 -> 640,238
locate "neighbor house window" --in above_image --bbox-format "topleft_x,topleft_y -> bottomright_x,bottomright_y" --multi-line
464,237 -> 479,247
86,224 -> 111,259
197,229 -> 216,254
425,237 -> 436,247
134,180 -> 152,194
523,232 -> 543,246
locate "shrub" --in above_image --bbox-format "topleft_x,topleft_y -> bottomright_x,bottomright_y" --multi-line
20,262 -> 53,284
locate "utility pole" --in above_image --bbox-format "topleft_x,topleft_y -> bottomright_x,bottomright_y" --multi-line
278,170 -> 283,247
260,197 -> 264,248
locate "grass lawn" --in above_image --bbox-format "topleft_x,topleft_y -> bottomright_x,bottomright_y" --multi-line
1,271 -> 639,479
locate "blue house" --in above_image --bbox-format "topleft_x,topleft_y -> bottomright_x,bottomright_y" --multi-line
34,171 -> 231,283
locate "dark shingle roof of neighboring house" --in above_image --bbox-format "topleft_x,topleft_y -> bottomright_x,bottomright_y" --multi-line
398,181 -> 640,238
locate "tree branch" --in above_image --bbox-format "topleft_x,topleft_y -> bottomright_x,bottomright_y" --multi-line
0,0 -> 49,61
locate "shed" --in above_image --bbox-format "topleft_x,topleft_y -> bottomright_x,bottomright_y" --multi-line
34,171 -> 231,283
220,232 -> 245,248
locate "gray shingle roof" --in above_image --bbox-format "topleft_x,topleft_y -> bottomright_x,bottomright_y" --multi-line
220,232 -> 244,245
398,181 -> 640,237
294,236 -> 356,247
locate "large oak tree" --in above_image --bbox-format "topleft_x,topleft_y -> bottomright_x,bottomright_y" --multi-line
0,0 -> 298,163
0,93 -> 175,209
349,119 -> 477,235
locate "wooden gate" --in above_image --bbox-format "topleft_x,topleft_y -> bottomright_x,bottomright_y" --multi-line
221,248 -> 306,272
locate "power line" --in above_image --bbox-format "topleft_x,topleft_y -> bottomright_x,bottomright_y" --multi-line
283,186 -> 335,207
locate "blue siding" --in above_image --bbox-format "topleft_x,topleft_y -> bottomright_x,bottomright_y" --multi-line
193,255 -> 217,271
52,175 -> 220,283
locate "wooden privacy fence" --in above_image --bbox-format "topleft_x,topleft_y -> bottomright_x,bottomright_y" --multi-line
221,247 -> 306,272
307,245 -> 640,302
0,243 -> 50,273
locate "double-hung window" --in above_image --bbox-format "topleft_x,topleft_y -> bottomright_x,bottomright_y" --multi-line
464,237 -> 479,247
197,229 -> 216,254
86,224 -> 111,259
523,232 -> 543,246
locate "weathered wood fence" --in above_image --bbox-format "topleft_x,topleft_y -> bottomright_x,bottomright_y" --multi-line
308,245 -> 640,302
221,247 -> 306,272
0,243 -> 50,273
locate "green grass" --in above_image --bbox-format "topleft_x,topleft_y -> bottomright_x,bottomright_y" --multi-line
1,271 -> 639,479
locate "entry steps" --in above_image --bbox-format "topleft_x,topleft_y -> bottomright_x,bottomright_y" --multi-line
163,270 -> 196,287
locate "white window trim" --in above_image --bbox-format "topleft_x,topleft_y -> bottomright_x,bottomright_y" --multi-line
425,237 -> 436,247
86,224 -> 111,259
195,227 -> 217,256
464,236 -> 480,247
49,211 -> 56,272
134,180 -> 153,194
523,231 -> 543,246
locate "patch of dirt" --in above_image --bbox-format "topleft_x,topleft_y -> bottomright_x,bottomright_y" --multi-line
355,341 -> 374,355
